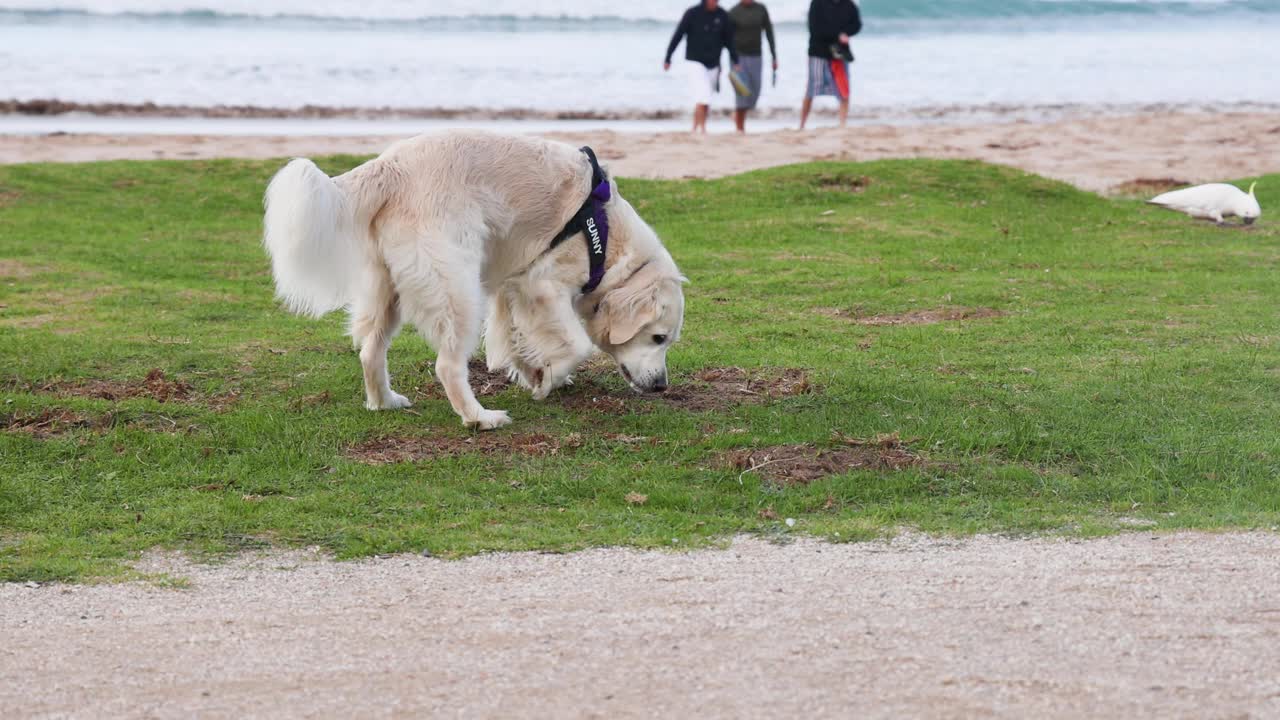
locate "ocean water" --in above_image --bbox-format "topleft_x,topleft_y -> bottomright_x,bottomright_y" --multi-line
1,0 -> 1278,121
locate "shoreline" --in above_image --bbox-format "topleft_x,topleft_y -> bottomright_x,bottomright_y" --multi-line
7,98 -> 1280,125
3,110 -> 1278,193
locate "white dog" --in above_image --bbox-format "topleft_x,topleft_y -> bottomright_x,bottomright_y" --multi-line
262,131 -> 686,429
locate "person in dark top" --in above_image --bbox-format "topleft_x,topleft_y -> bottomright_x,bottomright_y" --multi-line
800,0 -> 862,130
664,0 -> 741,134
728,0 -> 778,134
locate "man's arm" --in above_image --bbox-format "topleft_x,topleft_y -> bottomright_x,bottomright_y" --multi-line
665,9 -> 691,64
723,13 -> 740,65
763,6 -> 778,61
844,1 -> 863,37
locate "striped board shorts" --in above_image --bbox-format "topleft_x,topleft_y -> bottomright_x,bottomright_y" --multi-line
806,56 -> 849,100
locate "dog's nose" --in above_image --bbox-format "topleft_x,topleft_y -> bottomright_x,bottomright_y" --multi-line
650,377 -> 668,393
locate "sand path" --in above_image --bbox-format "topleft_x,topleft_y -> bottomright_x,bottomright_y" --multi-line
4,533 -> 1280,718
3,112 -> 1278,191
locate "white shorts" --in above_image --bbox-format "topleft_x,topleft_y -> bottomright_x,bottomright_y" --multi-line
685,60 -> 719,106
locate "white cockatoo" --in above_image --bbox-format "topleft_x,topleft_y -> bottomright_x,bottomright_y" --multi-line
1148,182 -> 1260,225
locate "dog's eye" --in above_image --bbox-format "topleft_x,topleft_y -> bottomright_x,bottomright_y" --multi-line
652,334 -> 667,345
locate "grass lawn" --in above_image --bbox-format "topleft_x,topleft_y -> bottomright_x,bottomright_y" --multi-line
1,156 -> 1278,582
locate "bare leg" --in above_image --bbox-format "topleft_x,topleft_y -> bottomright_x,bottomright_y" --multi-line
800,97 -> 813,130
695,104 -> 709,134
734,109 -> 746,133
839,99 -> 849,128
350,263 -> 409,410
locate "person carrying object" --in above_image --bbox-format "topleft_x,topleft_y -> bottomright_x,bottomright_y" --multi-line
664,0 -> 742,134
800,0 -> 861,130
728,0 -> 778,134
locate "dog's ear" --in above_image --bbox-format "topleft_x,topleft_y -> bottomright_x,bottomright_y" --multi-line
607,299 -> 656,346
599,283 -> 658,346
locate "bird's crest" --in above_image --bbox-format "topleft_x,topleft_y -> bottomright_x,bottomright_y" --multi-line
1248,181 -> 1257,197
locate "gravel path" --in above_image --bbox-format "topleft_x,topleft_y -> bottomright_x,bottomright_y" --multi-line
4,532 -> 1280,719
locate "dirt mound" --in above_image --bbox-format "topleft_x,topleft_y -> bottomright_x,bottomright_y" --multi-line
831,306 -> 1004,327
1111,177 -> 1191,197
721,433 -> 923,485
2,408 -> 98,438
348,432 -> 581,465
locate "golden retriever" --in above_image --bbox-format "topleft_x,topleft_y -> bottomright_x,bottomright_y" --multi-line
262,131 -> 685,429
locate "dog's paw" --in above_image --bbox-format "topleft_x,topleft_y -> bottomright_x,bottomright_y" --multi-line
531,367 -> 557,401
365,392 -> 413,411
465,409 -> 512,431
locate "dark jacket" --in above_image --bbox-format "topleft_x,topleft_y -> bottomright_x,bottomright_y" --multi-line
807,0 -> 861,60
666,4 -> 740,69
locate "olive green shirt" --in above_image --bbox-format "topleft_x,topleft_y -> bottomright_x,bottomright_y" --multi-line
729,2 -> 777,58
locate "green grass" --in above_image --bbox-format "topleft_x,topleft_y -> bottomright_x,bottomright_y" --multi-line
2,157 -> 1278,582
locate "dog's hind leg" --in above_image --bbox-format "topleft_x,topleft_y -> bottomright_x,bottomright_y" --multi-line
349,262 -> 411,410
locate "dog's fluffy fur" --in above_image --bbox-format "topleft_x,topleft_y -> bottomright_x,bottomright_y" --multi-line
263,131 -> 685,429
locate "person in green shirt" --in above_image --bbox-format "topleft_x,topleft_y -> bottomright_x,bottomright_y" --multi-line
727,0 -> 778,133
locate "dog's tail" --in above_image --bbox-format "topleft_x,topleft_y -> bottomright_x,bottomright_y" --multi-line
263,158 -> 377,318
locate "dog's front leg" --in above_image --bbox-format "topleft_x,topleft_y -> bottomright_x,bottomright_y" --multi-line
506,280 -> 596,400
484,290 -> 542,390
531,288 -> 596,401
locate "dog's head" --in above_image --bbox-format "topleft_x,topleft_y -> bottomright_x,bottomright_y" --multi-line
587,261 -> 686,393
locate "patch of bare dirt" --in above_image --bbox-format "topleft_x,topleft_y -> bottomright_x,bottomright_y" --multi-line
0,189 -> 21,208
50,368 -> 194,403
826,306 -> 1005,327
557,366 -> 815,414
814,172 -> 872,193
0,407 -> 191,438
1111,177 -> 1191,197
0,259 -> 38,278
348,432 -> 583,465
720,433 -> 923,486
2,408 -> 99,438
415,358 -> 512,398
20,369 -> 238,410
409,362 -> 815,415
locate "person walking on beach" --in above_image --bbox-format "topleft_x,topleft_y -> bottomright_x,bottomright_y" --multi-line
664,0 -> 741,134
800,0 -> 861,130
728,0 -> 778,133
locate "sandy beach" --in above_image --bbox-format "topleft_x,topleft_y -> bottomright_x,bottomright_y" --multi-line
3,111 -> 1278,192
